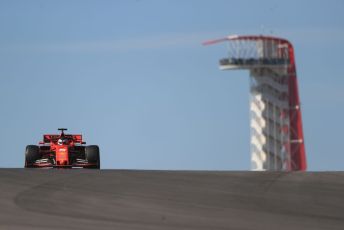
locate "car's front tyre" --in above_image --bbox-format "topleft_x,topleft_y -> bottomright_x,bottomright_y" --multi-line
85,145 -> 100,169
25,145 -> 40,168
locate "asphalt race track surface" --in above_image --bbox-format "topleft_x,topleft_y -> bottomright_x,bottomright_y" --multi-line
1,169 -> 344,230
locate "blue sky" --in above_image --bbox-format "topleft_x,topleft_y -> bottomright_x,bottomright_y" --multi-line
0,0 -> 343,170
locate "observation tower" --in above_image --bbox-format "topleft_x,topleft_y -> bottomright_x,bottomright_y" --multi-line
204,35 -> 306,171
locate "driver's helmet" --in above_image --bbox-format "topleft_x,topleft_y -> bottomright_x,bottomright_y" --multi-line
58,137 -> 68,145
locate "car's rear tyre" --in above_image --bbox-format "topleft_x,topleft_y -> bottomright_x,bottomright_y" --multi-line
25,145 -> 40,168
85,145 -> 100,169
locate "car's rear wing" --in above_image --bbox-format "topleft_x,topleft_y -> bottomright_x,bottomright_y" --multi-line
43,134 -> 83,143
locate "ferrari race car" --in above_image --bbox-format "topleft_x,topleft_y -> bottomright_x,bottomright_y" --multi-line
25,128 -> 100,169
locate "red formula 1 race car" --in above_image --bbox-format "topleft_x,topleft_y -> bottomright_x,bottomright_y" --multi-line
25,128 -> 100,169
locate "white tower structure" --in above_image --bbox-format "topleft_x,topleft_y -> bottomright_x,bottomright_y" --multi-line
204,35 -> 306,171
